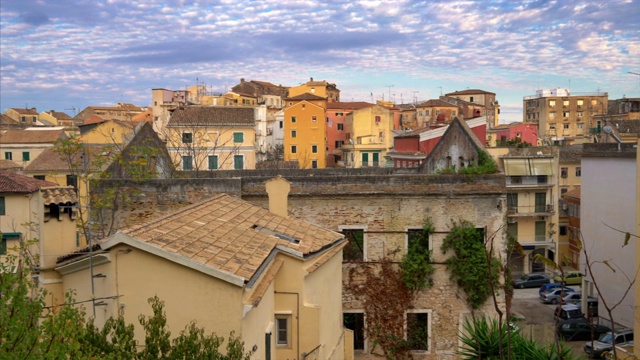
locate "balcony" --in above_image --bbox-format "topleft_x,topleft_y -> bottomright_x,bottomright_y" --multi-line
506,175 -> 553,189
516,235 -> 555,247
589,127 -> 601,134
361,161 -> 380,168
507,204 -> 554,217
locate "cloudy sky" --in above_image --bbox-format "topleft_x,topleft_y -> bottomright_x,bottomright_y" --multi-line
1,0 -> 639,123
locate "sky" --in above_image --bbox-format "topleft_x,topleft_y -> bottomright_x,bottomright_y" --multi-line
1,0 -> 639,123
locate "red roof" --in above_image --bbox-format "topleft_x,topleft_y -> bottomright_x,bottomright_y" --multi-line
0,170 -> 57,193
327,102 -> 374,110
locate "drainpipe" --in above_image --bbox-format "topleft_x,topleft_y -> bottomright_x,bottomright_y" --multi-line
275,291 -> 300,359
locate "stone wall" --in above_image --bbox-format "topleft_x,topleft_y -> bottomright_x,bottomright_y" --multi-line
96,173 -> 507,359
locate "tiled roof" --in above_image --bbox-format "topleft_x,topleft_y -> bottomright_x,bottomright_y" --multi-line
562,187 -> 581,200
83,115 -> 106,125
121,193 -> 343,281
0,170 -> 57,193
45,111 -> 72,120
559,144 -> 584,163
9,108 -> 39,115
445,89 -> 496,96
0,129 -> 66,144
0,159 -> 22,170
285,93 -> 326,101
168,106 -> 255,127
25,146 -> 113,173
608,119 -> 640,134
417,99 -> 459,108
327,102 -> 374,110
42,186 -> 77,205
1,114 -> 20,125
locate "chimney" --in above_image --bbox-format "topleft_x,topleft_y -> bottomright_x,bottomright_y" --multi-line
265,175 -> 291,218
310,77 -> 313,82
240,78 -> 245,83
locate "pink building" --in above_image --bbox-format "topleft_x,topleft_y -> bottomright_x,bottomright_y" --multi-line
326,102 -> 374,167
490,123 -> 538,146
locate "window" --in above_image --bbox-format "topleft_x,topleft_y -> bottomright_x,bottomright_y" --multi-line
337,123 -> 344,131
549,123 -> 556,130
311,160 -> 318,169
406,311 -> 429,351
343,313 -> 365,350
4,152 -> 12,160
425,110 -> 430,116
435,109 -> 440,115
182,132 -> 193,144
407,227 -> 430,255
535,221 -> 546,241
291,130 -> 297,138
342,228 -> 364,261
563,111 -> 569,118
563,124 -> 569,129
375,116 -> 381,124
561,167 -> 568,178
182,155 -> 193,170
208,155 -> 218,170
577,123 -> 584,129
0,196 -> 5,215
507,193 -> 518,211
233,132 -> 244,143
452,110 -> 456,116
311,145 -> 318,153
21,116 -> 26,122
33,175 -> 45,180
233,155 -> 243,170
291,116 -> 297,123
336,112 -> 344,116
312,116 -> 317,123
335,140 -> 344,148
559,225 -> 568,236
549,100 -> 556,107
22,152 -> 30,161
470,96 -> 474,103
577,111 -> 583,118
66,175 -> 78,190
563,100 -> 569,107
549,112 -> 556,119
577,99 -> 584,106
575,167 -> 581,177
275,316 -> 290,346
291,145 -> 297,154
279,121 -> 283,129
535,193 -> 546,212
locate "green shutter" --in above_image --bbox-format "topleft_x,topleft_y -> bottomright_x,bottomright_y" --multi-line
0,196 -> 5,215
233,132 -> 244,143
233,155 -> 243,170
208,155 -> 218,170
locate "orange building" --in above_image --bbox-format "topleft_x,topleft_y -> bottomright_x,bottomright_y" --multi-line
283,93 -> 327,168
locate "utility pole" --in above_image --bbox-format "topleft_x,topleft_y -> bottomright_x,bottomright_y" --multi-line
385,85 -> 394,102
437,86 -> 443,96
411,91 -> 419,104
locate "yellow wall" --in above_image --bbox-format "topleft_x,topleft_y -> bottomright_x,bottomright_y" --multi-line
342,105 -> 392,168
78,120 -> 132,145
558,163 -> 582,192
288,84 -> 327,99
165,125 -> 257,170
283,101 -> 327,169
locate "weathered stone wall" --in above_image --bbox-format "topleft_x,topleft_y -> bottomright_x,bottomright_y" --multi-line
96,173 -> 507,359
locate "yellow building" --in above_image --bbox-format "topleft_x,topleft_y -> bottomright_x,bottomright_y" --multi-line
288,77 -> 340,102
283,94 -> 327,169
0,170 -> 77,307
416,99 -> 459,128
5,107 -> 40,125
78,119 -> 135,145
523,88 -> 608,145
488,147 -> 561,276
166,106 -> 257,171
340,104 -> 393,168
56,177 -> 349,360
39,110 -> 74,127
0,128 -> 67,167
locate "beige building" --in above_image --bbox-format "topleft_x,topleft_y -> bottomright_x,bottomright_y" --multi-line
488,147 -> 561,276
523,88 -> 608,145
165,106 -> 257,171
0,128 -> 67,167
444,89 -> 499,127
0,170 -> 78,307
288,77 -> 340,102
415,99 -> 459,127
39,110 -> 74,127
56,178 -> 349,360
5,107 -> 40,126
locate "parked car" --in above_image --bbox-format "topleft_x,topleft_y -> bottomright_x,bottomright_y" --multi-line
584,329 -> 634,359
602,341 -> 634,359
556,317 -> 611,341
513,273 -> 551,289
554,271 -> 583,285
554,304 -> 584,321
539,283 -> 572,294
540,287 -> 575,304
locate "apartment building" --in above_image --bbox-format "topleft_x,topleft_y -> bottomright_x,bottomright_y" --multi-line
523,88 -> 608,145
444,89 -> 499,128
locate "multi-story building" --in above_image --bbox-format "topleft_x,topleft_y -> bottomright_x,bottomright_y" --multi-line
288,77 -> 340,102
0,128 -> 67,167
341,104 -> 394,168
230,78 -> 289,105
444,89 -> 499,127
326,102 -> 374,167
151,88 -> 190,137
415,99 -> 459,127
39,110 -> 74,127
75,103 -> 147,125
5,107 -> 40,126
283,93 -> 327,169
486,123 -> 538,148
561,187 -> 581,270
488,146 -> 560,276
523,88 -> 608,145
165,106 -> 257,171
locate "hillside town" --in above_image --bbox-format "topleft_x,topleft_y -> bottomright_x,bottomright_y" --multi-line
1,78 -> 639,360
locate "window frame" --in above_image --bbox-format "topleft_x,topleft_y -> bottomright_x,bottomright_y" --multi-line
233,154 -> 244,170
182,155 -> 193,171
340,225 -> 367,262
405,309 -> 432,353
0,196 -> 5,215
405,227 -> 432,255
4,152 -> 11,160
275,314 -> 291,347
291,130 -> 297,138
337,123 -> 344,131
22,152 -> 30,161
182,132 -> 193,144
208,155 -> 218,170
291,145 -> 297,154
291,116 -> 297,123
233,132 -> 244,143
311,145 -> 318,153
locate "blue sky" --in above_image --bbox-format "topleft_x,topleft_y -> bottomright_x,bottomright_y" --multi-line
1,0 -> 639,123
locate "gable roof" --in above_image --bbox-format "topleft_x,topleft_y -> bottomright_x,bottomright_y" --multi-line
44,111 -> 72,120
417,99 -> 459,108
82,193 -> 343,286
562,187 -> 581,200
167,106 -> 255,127
445,89 -> 496,96
0,170 -> 57,193
9,108 -> 39,115
24,145 -> 114,173
1,114 -> 21,126
0,129 -> 66,144
0,159 -> 22,170
327,102 -> 374,110
83,115 -> 106,125
285,93 -> 326,101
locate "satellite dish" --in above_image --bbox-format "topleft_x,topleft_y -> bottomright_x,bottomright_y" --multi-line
603,125 -> 614,134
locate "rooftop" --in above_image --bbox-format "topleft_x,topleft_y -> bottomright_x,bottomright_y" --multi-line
0,170 -> 57,193
167,106 -> 255,127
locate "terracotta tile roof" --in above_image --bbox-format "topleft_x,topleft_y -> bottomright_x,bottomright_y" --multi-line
83,115 -> 106,125
0,170 -> 57,193
417,99 -> 459,108
167,106 -> 255,127
42,186 -> 77,205
131,109 -> 152,122
9,108 -> 39,115
0,129 -> 66,144
1,114 -> 21,125
562,187 -> 581,200
445,89 -> 496,96
285,93 -> 326,101
327,102 -> 374,110
0,159 -> 22,170
44,111 -> 72,120
122,193 -> 343,281
24,146 -> 113,173
608,119 -> 640,134
559,144 -> 584,163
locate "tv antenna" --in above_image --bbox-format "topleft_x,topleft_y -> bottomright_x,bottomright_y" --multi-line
437,86 -> 443,96
65,107 -> 77,117
385,85 -> 394,102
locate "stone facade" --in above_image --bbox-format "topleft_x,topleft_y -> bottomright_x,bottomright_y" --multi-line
96,172 -> 507,359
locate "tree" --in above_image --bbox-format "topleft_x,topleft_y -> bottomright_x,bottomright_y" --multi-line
0,239 -> 251,359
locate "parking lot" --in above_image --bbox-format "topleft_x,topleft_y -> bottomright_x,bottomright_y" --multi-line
511,286 -> 588,358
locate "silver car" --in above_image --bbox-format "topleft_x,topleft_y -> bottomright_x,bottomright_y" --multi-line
540,287 -> 575,304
